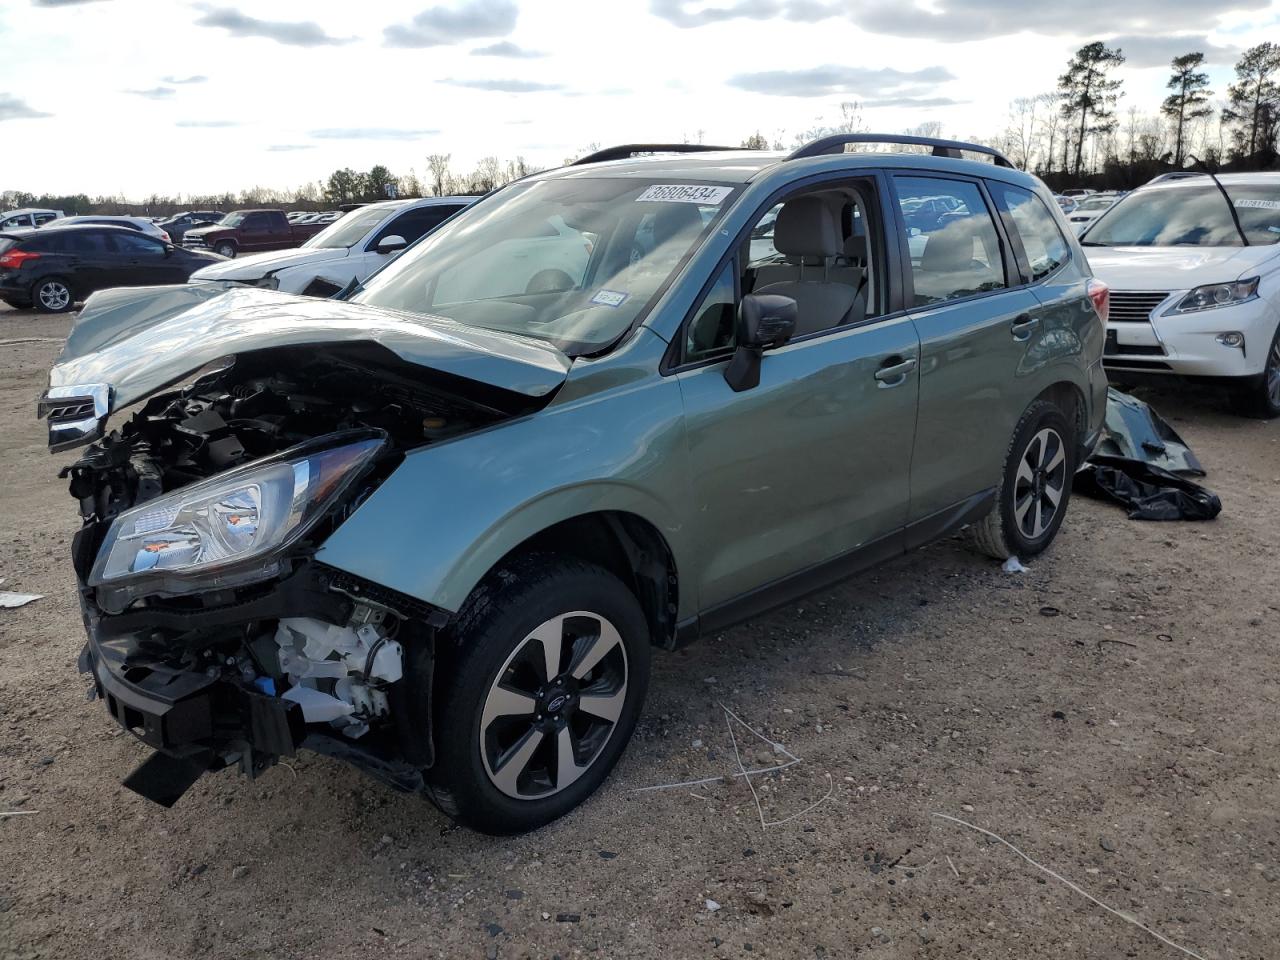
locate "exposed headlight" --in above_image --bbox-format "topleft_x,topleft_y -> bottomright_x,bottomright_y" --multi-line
1171,278 -> 1260,313
90,433 -> 383,592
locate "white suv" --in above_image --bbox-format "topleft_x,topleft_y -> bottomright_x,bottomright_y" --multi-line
1082,172 -> 1280,417
188,197 -> 475,296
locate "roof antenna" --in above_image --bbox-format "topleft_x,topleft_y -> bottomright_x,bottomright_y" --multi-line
1187,156 -> 1249,247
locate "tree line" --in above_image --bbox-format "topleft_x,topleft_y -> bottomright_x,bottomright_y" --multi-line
997,40 -> 1278,190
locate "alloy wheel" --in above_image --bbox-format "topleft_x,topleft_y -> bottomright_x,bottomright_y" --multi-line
479,611 -> 629,800
1013,427 -> 1067,541
37,281 -> 70,312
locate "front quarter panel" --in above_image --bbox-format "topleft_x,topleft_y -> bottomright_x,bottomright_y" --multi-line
315,328 -> 696,617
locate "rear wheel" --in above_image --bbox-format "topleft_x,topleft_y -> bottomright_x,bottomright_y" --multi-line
971,400 -> 1077,561
214,241 -> 236,259
424,554 -> 651,834
1229,326 -> 1280,419
32,277 -> 74,313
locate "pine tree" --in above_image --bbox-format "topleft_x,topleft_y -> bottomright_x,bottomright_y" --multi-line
1162,53 -> 1213,167
1224,42 -> 1280,159
1058,42 -> 1126,176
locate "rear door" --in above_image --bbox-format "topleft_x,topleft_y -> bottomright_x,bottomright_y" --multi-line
59,230 -> 115,294
105,231 -> 184,286
891,174 -> 1045,535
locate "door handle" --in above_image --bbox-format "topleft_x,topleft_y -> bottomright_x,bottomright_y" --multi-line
1011,313 -> 1040,341
874,356 -> 917,386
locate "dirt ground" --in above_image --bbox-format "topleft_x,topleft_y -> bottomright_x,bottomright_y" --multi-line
1,301 -> 1277,960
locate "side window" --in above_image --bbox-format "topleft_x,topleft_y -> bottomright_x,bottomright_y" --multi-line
242,213 -> 269,230
747,204 -> 783,266
684,261 -> 737,362
894,176 -> 1006,306
375,206 -> 455,246
67,231 -> 109,254
109,232 -> 164,256
34,213 -> 57,226
987,182 -> 1070,282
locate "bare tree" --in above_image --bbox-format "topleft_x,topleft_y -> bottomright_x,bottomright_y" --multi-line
426,153 -> 452,197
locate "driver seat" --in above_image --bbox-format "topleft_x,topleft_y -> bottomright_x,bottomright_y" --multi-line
754,197 -> 862,336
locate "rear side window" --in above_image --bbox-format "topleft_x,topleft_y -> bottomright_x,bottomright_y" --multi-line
988,182 -> 1070,281
67,231 -> 110,254
893,176 -> 1006,306
373,205 -> 459,247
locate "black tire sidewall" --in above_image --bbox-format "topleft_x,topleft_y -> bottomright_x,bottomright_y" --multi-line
997,402 -> 1077,558
429,558 -> 651,834
31,276 -> 73,313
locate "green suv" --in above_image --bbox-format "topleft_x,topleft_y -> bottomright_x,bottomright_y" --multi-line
41,135 -> 1107,833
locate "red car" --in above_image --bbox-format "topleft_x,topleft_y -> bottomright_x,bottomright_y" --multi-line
182,209 -> 326,259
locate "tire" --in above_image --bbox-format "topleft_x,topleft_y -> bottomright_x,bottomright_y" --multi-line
423,553 -> 651,835
970,400 -> 1077,561
31,276 -> 75,314
1228,325 -> 1280,419
214,241 -> 236,259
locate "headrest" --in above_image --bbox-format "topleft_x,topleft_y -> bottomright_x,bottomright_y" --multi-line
650,203 -> 705,248
773,196 -> 841,259
843,234 -> 867,263
921,217 -> 979,273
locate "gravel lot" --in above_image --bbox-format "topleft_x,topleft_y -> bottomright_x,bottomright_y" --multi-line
2,301 -> 1278,960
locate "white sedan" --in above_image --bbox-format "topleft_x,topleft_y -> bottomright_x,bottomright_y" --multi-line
188,197 -> 475,296
1082,172 -> 1280,417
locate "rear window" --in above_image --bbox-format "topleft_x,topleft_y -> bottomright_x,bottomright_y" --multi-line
0,238 -> 15,255
988,182 -> 1070,281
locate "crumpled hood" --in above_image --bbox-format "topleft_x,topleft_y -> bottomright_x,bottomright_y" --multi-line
44,285 -> 572,444
1084,244 -> 1280,290
189,245 -> 348,282
183,223 -> 228,239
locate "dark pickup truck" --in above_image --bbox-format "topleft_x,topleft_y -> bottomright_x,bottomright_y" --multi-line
182,209 -> 326,259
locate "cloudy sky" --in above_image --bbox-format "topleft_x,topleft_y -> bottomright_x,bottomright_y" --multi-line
0,0 -> 1275,197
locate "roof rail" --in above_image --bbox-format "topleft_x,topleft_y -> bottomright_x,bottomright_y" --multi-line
572,143 -> 742,166
1145,171 -> 1205,184
788,134 -> 1014,168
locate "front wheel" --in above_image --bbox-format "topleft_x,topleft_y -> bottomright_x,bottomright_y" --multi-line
971,400 -> 1077,560
424,554 -> 651,834
32,277 -> 75,313
1229,326 -> 1280,419
214,241 -> 236,259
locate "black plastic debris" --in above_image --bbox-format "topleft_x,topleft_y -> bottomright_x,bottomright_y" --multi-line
1075,455 -> 1222,521
1093,388 -> 1205,476
1074,389 -> 1221,521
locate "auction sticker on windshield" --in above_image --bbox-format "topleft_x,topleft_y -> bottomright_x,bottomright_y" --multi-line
636,184 -> 733,205
1235,198 -> 1280,210
590,289 -> 629,308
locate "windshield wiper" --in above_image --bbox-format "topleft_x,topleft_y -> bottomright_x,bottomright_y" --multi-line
1189,156 -> 1249,247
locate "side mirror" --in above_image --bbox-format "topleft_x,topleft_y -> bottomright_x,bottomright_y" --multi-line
909,226 -> 922,237
376,235 -> 407,255
723,293 -> 797,393
164,242 -> 175,256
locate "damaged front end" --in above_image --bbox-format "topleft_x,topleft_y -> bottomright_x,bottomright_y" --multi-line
42,290 -> 562,806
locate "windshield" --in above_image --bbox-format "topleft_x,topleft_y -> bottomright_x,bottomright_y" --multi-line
303,205 -> 398,249
1076,197 -> 1114,212
1084,183 -> 1280,246
218,213 -> 245,227
352,178 -> 734,355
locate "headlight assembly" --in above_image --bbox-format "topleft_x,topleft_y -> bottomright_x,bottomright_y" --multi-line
1170,277 -> 1260,313
90,433 -> 384,598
